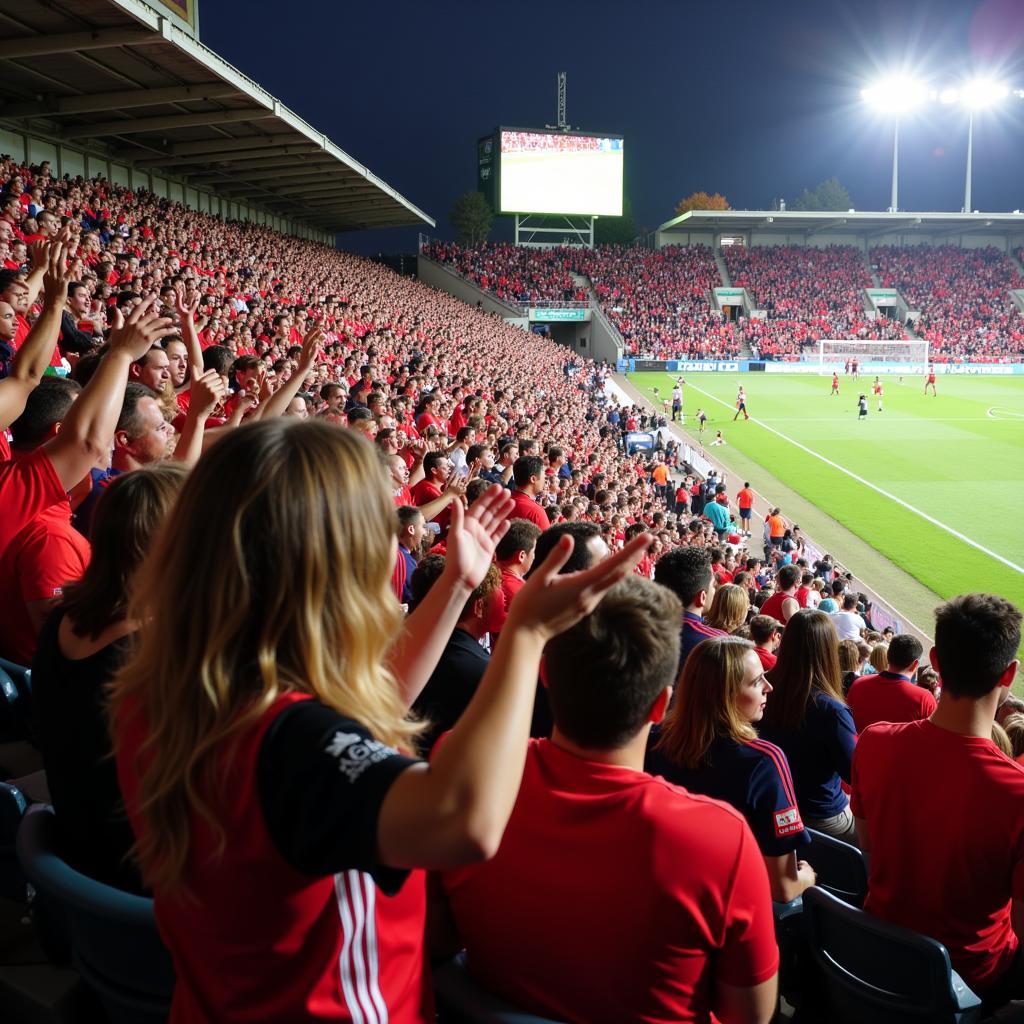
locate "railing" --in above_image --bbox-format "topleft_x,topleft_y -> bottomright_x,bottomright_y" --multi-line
529,299 -> 590,310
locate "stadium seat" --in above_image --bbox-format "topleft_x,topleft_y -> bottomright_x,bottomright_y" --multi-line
16,805 -> 174,1024
0,781 -> 27,902
806,828 -> 868,908
434,953 -> 565,1023
801,886 -> 982,1024
0,659 -> 32,743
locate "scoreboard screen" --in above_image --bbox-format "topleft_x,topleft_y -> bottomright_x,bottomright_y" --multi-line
497,129 -> 623,217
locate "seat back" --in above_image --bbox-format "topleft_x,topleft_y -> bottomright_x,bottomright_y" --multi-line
0,781 -> 27,901
434,954 -> 566,1023
0,660 -> 32,742
806,828 -> 868,907
802,887 -> 982,1024
16,805 -> 174,1024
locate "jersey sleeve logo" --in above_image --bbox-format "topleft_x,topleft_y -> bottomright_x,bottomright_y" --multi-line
325,731 -> 396,782
774,805 -> 803,838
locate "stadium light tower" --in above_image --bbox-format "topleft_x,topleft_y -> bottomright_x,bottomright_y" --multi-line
955,78 -> 1010,212
861,76 -> 927,211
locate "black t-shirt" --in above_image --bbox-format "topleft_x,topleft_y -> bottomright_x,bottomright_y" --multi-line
31,609 -> 141,892
257,700 -> 420,892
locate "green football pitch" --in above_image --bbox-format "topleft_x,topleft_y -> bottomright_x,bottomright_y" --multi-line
629,371 -> 1024,636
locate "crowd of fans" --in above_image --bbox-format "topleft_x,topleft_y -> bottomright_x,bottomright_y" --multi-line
871,244 -> 1024,361
2,155 -> 1023,1024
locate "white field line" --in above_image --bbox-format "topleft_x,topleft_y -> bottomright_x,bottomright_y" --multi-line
988,406 -> 1024,420
681,380 -> 1024,576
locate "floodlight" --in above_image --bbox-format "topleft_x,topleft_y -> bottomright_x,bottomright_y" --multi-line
960,78 -> 1010,108
939,87 -> 960,105
861,76 -> 928,113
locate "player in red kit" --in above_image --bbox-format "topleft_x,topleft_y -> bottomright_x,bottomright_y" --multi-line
872,377 -> 883,412
831,373 -> 840,396
925,366 -> 937,396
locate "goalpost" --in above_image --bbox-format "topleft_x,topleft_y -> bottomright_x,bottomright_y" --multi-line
815,338 -> 930,373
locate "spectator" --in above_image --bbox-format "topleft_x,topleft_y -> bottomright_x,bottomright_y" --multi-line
749,614 -> 783,670
31,463 -> 187,892
760,610 -> 858,842
654,546 -> 727,673
759,563 -> 801,624
704,582 -> 750,634
847,634 -> 935,731
111,419 -> 652,1023
832,592 -> 867,641
490,518 -> 541,639
440,578 -> 778,1023
509,454 -> 551,531
649,634 -> 815,902
851,594 -> 1024,1010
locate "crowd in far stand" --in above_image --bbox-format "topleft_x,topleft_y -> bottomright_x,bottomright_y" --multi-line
871,245 -> 1024,361
2,155 -> 1024,1024
723,244 -> 908,359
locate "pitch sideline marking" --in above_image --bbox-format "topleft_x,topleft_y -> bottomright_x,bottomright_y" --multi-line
678,380 -> 1024,577
988,406 -> 1024,420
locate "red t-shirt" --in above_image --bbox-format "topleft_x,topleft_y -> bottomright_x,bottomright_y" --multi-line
851,719 -> 1024,994
737,488 -> 754,510
441,740 -> 778,1023
847,671 -> 937,733
488,567 -> 526,637
0,499 -> 90,664
0,446 -> 67,558
509,490 -> 550,532
754,647 -> 778,671
759,591 -> 796,624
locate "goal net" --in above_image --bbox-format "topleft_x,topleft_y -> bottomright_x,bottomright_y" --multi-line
814,338 -> 930,374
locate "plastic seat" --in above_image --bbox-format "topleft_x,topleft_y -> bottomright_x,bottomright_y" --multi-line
806,827 -> 868,908
0,659 -> 33,742
0,780 -> 28,901
16,805 -> 174,1024
434,953 -> 566,1023
802,886 -> 982,1024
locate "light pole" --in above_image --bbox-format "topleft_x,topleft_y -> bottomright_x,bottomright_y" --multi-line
957,79 -> 1009,213
861,77 -> 927,212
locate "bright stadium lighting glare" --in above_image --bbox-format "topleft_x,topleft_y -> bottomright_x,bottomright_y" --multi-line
939,87 -> 960,105
960,78 -> 1010,108
860,76 -> 928,113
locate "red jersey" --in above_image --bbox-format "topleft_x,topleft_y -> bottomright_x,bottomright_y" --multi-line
116,693 -> 432,1023
737,487 -> 754,510
851,719 -> 1024,994
759,590 -> 796,624
927,372 -> 936,384
754,647 -> 778,671
0,446 -> 68,559
846,671 -> 937,732
409,478 -> 451,533
488,567 -> 526,637
508,490 -> 550,532
441,740 -> 778,1023
0,499 -> 89,664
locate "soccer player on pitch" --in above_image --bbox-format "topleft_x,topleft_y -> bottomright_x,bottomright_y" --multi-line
733,386 -> 749,421
872,377 -> 883,412
925,365 -> 937,396
831,372 -> 840,397
858,394 -> 868,420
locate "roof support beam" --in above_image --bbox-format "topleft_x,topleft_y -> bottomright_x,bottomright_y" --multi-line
63,107 -> 275,140
0,28 -> 162,59
193,163 -> 337,186
868,218 -> 922,239
0,82 -> 238,119
162,132 -> 314,158
131,145 -> 320,169
805,218 -> 846,238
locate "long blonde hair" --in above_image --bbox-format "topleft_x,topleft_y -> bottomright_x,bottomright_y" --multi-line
656,636 -> 757,770
704,583 -> 750,634
110,420 -> 410,889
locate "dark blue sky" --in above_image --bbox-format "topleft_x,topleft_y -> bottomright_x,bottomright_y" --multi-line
200,0 -> 1024,253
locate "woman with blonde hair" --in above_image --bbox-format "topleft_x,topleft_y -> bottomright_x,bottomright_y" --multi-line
759,609 -> 859,843
111,419 -> 650,1023
648,636 -> 816,903
703,582 -> 750,634
869,642 -> 889,673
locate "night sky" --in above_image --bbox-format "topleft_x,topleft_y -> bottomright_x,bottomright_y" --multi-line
200,0 -> 1024,254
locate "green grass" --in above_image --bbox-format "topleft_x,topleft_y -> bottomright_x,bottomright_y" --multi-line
631,371 -> 1024,627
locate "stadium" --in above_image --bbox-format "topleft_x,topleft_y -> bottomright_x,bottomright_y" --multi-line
0,0 -> 1022,1022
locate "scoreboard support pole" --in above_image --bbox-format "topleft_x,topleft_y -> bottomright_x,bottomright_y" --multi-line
514,213 -> 595,248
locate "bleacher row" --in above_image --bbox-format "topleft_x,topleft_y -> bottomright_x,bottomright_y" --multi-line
426,240 -> 1024,360
0,155 -> 1022,1024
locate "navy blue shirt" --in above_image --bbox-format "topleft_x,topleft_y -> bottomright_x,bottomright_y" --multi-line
759,692 -> 856,820
679,612 -> 728,675
647,734 -> 810,857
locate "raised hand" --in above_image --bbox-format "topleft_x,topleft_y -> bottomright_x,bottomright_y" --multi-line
443,483 -> 514,589
443,469 -> 468,499
108,295 -> 175,361
41,241 -> 73,305
298,325 -> 324,368
189,369 -> 228,416
174,281 -> 201,320
506,531 -> 653,643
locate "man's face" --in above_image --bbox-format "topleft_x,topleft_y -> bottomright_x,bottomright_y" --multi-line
406,514 -> 425,552
284,396 -> 308,419
123,397 -> 174,464
164,341 -> 189,387
0,300 -> 16,342
389,455 -> 409,486
2,281 -> 29,316
430,456 -> 453,482
68,285 -> 91,316
37,213 -> 58,238
0,221 -> 13,245
137,349 -> 171,391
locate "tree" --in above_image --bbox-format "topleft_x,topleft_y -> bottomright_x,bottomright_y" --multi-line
450,191 -> 494,247
790,177 -> 853,212
594,195 -> 638,245
675,191 -> 730,215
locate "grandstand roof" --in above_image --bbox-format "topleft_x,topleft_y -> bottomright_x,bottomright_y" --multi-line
0,0 -> 435,233
658,209 -> 1024,240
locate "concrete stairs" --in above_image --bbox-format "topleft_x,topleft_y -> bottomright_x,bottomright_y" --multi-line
715,250 -> 732,287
